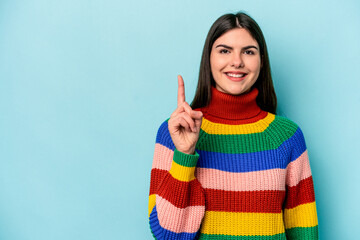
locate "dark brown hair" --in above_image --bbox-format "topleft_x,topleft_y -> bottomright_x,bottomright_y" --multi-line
190,11 -> 277,114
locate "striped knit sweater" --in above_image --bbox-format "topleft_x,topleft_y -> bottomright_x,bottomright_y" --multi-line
148,86 -> 319,240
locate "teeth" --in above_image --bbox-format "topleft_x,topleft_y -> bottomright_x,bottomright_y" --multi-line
226,73 -> 245,77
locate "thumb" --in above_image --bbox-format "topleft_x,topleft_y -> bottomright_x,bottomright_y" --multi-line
194,116 -> 203,129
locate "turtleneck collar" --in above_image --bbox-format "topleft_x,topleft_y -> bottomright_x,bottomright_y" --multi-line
199,86 -> 267,124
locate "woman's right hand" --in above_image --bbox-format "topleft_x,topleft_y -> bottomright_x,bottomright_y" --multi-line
168,75 -> 203,155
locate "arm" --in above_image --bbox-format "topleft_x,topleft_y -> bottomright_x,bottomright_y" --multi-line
148,120 -> 205,240
283,126 -> 319,239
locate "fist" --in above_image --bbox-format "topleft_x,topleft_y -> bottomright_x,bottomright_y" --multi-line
168,75 -> 203,155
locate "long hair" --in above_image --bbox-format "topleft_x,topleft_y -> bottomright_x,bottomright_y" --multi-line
190,11 -> 277,114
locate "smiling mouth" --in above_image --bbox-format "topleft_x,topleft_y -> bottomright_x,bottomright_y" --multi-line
226,73 -> 247,77
224,72 -> 248,81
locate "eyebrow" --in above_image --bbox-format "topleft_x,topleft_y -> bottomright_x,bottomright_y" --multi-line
215,44 -> 258,51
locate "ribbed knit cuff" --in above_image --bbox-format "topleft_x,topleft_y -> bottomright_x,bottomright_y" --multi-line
173,148 -> 199,167
169,149 -> 199,182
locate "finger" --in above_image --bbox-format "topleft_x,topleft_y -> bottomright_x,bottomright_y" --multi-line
177,75 -> 185,107
173,104 -> 199,132
182,102 -> 193,116
169,113 -> 191,132
194,116 -> 203,129
182,102 -> 203,120
178,116 -> 190,132
172,100 -> 192,117
171,103 -> 186,117
178,112 -> 196,132
193,110 -> 203,120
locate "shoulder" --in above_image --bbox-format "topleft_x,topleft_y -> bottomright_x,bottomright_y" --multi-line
267,113 -> 306,140
265,114 -> 308,164
270,113 -> 300,133
272,113 -> 307,149
155,118 -> 174,150
155,118 -> 170,137
266,113 -> 307,147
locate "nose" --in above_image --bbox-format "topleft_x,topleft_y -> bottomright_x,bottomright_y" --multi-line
231,53 -> 244,68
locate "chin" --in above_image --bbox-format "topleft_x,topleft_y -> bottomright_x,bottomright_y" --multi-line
225,85 -> 250,95
216,80 -> 254,95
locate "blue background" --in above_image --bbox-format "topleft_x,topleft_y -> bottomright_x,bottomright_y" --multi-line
0,0 -> 359,239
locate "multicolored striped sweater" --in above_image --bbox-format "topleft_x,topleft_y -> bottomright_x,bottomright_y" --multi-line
148,86 -> 319,239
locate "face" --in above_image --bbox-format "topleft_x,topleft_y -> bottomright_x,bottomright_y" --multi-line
210,28 -> 262,95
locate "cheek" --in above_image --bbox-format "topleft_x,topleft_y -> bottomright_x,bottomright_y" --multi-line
247,58 -> 261,72
211,56 -> 227,72
210,57 -> 219,75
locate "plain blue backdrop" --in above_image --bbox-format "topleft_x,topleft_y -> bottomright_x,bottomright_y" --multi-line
0,0 -> 359,239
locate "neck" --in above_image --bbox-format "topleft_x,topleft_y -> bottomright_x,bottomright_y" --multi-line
200,86 -> 267,124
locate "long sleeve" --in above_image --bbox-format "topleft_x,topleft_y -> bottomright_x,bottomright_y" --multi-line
283,126 -> 319,239
148,119 -> 205,240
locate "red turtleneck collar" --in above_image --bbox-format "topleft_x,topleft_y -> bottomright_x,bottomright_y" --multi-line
198,86 -> 268,124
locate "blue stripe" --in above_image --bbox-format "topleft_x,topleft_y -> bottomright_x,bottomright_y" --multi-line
196,148 -> 285,172
149,206 -> 198,240
155,120 -> 307,172
196,128 -> 307,172
156,120 -> 175,150
287,127 -> 307,164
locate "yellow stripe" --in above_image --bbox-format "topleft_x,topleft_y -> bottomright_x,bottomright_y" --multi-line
201,211 -> 285,236
201,112 -> 275,135
169,161 -> 196,182
284,202 -> 318,228
148,194 -> 156,217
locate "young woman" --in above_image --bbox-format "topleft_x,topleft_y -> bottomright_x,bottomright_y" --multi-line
148,12 -> 319,240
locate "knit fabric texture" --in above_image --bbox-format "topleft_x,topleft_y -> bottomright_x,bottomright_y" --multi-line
148,86 -> 319,240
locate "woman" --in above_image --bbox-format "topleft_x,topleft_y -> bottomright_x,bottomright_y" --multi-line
148,12 -> 319,240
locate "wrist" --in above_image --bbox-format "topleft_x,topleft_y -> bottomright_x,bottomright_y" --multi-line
183,150 -> 195,155
175,147 -> 195,155
173,148 -> 199,167
178,148 -> 196,155
170,149 -> 198,182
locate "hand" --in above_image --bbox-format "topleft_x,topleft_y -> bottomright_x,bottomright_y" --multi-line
168,75 -> 203,155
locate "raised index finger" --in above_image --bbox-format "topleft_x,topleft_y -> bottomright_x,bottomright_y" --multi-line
177,75 -> 185,107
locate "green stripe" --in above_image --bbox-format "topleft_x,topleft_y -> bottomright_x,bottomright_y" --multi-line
197,115 -> 298,154
199,233 -> 287,240
173,148 -> 199,167
285,226 -> 319,239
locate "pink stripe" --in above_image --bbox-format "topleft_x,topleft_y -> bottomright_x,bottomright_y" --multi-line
286,150 -> 312,187
195,167 -> 286,191
156,195 -> 205,233
152,144 -> 311,189
152,143 -> 173,170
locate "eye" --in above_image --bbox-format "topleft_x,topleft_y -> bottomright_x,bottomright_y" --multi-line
219,49 -> 230,54
244,50 -> 255,55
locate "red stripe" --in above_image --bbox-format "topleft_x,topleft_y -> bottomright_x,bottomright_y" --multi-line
149,168 -> 167,195
150,170 -> 315,212
284,176 -> 316,209
149,168 -> 205,208
204,188 -> 285,213
199,109 -> 268,125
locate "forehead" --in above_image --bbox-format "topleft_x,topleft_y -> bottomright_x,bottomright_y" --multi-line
213,28 -> 259,47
